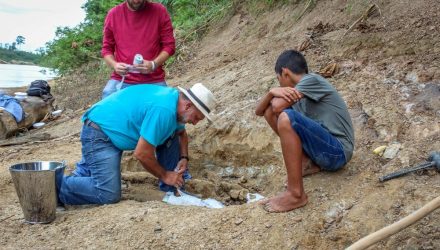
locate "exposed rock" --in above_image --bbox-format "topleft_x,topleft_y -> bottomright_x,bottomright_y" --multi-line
383,142 -> 402,159
154,224 -> 162,233
239,176 -> 247,183
230,189 -> 240,200
234,218 -> 244,225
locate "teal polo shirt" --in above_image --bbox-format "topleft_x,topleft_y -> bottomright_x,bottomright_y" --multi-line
82,84 -> 183,150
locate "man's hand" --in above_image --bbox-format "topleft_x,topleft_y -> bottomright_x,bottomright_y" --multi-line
269,87 -> 303,103
135,137 -> 187,188
162,170 -> 184,187
133,60 -> 155,74
175,158 -> 188,173
113,62 -> 130,76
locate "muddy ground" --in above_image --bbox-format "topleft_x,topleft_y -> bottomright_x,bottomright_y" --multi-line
1,0 -> 439,249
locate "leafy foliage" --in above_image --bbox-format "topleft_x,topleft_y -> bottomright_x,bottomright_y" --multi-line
160,0 -> 232,41
247,0 -> 291,15
15,36 -> 26,50
41,0 -> 120,73
0,47 -> 42,64
41,0 -> 233,74
158,0 -> 233,67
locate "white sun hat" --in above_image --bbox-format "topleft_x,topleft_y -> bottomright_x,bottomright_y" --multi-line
178,83 -> 216,122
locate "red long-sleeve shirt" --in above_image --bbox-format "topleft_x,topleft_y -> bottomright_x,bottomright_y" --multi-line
101,2 -> 175,84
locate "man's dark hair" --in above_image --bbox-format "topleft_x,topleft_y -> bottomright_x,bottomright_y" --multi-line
274,50 -> 309,75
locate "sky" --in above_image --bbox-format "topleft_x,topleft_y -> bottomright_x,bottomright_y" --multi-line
0,0 -> 87,52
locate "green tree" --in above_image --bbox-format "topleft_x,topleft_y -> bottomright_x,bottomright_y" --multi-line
16,35 -> 25,49
0,46 -> 42,64
41,0 -> 120,73
42,0 -> 232,73
35,47 -> 46,55
9,42 -> 17,51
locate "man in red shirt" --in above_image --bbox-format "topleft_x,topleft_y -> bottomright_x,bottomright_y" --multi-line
101,0 -> 175,98
100,0 -> 187,195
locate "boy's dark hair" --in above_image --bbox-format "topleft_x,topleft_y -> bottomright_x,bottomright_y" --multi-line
274,50 -> 309,75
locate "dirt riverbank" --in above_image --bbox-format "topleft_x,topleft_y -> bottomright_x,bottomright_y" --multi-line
0,0 -> 439,249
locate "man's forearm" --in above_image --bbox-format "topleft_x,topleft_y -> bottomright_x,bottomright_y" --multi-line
178,130 -> 189,157
137,155 -> 167,180
255,92 -> 274,116
133,141 -> 166,180
103,54 -> 117,69
153,51 -> 170,67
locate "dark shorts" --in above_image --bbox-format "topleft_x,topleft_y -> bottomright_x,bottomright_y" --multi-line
283,109 -> 347,171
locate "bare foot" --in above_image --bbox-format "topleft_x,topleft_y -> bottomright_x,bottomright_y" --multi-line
262,191 -> 308,213
302,160 -> 320,177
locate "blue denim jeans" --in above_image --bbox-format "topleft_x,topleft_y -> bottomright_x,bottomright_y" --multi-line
102,79 -> 167,99
283,109 -> 347,171
58,123 -> 123,205
58,124 -> 190,204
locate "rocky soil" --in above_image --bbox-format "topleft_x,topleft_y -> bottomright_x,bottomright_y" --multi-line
1,0 -> 439,249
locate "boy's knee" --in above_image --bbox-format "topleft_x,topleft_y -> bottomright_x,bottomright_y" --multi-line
277,112 -> 292,131
263,105 -> 274,118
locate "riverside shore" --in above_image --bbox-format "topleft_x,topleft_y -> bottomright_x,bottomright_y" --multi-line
0,87 -> 27,96
0,63 -> 58,89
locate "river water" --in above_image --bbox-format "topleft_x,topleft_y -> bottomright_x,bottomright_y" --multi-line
0,64 -> 57,88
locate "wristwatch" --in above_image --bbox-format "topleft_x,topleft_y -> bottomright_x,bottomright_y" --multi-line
179,156 -> 189,161
151,61 -> 157,71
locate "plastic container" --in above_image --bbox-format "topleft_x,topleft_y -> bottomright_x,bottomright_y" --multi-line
51,110 -> 62,117
33,122 -> 45,129
14,92 -> 27,101
133,54 -> 143,65
14,92 -> 27,97
14,96 -> 26,101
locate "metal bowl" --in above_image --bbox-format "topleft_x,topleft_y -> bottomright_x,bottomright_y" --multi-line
10,161 -> 65,172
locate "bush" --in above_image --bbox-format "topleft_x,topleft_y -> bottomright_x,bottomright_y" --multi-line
0,47 -> 42,64
41,0 -> 233,74
41,0 -> 120,73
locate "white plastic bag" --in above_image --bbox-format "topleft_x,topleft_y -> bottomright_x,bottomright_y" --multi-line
246,193 -> 265,203
163,190 -> 224,209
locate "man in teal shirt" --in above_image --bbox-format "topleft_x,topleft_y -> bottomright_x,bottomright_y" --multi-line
58,83 -> 216,205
